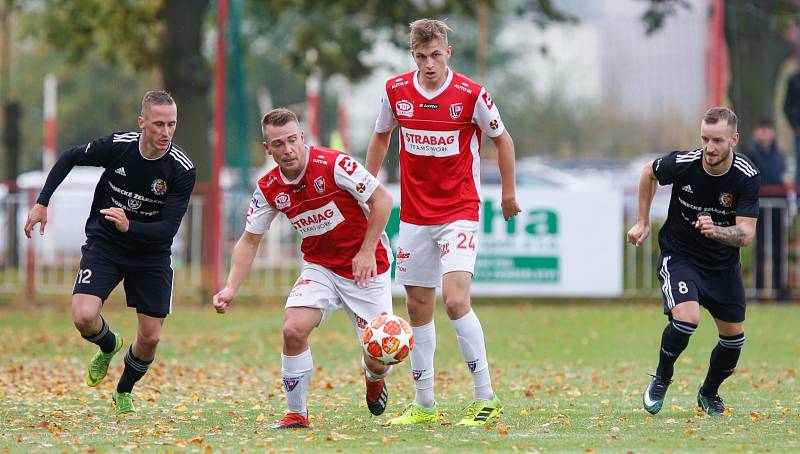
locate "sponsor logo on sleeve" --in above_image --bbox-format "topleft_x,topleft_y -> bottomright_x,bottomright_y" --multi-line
338,156 -> 358,175
395,100 -> 414,117
400,127 -> 460,157
288,201 -> 345,238
150,179 -> 167,196
489,119 -> 499,130
274,192 -> 291,210
482,91 -> 494,110
314,176 -> 326,194
449,103 -> 463,119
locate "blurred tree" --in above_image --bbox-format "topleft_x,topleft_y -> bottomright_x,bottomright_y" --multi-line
642,0 -> 796,143
23,0 -> 212,181
22,0 -> 573,180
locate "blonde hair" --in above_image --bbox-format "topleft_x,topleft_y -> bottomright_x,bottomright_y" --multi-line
141,90 -> 175,116
409,19 -> 451,50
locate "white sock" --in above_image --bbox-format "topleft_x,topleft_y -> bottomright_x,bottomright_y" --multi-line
451,310 -> 494,401
281,349 -> 313,417
410,321 -> 436,408
362,356 -> 393,382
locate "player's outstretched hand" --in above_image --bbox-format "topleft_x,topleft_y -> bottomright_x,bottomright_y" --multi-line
501,195 -> 521,221
100,207 -> 130,232
352,249 -> 377,289
627,221 -> 650,246
24,203 -> 48,239
213,287 -> 235,314
694,214 -> 715,238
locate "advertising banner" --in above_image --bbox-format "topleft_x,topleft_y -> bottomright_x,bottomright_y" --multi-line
385,185 -> 623,297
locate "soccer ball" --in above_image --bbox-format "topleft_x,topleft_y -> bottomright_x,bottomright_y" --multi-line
362,313 -> 414,365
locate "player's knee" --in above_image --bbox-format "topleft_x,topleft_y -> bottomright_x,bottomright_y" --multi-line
282,322 -> 310,346
442,295 -> 471,319
72,310 -> 98,333
137,331 -> 161,350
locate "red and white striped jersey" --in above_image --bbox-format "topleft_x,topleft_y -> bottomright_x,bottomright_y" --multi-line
375,69 -> 505,225
246,146 -> 392,279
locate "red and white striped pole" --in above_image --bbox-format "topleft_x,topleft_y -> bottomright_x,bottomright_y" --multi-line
43,74 -> 57,172
305,69 -> 320,144
337,76 -> 351,153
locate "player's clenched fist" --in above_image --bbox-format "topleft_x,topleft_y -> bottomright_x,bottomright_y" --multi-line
627,221 -> 650,246
694,214 -> 715,238
213,287 -> 235,314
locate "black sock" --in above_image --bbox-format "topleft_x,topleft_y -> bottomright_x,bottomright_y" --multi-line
700,333 -> 745,396
117,347 -> 153,393
655,319 -> 697,380
81,317 -> 117,353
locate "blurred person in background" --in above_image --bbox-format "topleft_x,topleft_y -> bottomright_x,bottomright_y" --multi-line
743,119 -> 792,301
783,70 -> 800,188
628,107 -> 760,417
365,18 -> 520,427
23,90 -> 196,416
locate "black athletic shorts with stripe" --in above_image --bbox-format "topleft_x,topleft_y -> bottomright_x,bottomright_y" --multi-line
656,252 -> 745,323
73,239 -> 174,318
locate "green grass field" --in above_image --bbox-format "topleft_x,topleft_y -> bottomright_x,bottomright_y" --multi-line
1,301 -> 798,453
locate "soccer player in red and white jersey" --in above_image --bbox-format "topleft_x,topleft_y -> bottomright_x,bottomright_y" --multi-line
365,19 -> 521,426
213,108 -> 395,429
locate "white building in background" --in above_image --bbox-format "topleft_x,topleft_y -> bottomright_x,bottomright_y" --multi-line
347,0 -> 709,153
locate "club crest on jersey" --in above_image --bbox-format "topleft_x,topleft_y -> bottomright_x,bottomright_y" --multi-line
449,102 -> 463,119
482,91 -> 494,110
150,179 -> 167,196
314,176 -> 325,194
128,198 -> 142,210
396,99 -> 414,118
275,192 -> 291,210
719,193 -> 733,208
283,375 -> 303,392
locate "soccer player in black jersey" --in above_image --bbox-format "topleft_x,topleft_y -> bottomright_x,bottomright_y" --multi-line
23,90 -> 196,416
627,107 -> 760,416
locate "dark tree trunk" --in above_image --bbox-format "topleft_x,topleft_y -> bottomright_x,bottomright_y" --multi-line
724,0 -> 793,144
160,0 -> 212,183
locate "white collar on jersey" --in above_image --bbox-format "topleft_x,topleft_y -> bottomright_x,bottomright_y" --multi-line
413,67 -> 453,100
278,145 -> 310,184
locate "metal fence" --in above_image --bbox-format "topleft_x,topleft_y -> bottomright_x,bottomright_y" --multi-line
1,188 -> 797,301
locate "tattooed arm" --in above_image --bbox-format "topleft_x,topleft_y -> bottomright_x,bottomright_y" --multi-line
695,216 -> 757,247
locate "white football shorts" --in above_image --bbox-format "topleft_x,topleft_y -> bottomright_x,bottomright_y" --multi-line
394,220 -> 479,288
286,262 -> 393,340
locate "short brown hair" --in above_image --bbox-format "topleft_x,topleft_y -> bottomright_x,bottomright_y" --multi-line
703,107 -> 738,133
409,19 -> 451,50
261,108 -> 299,140
141,90 -> 175,116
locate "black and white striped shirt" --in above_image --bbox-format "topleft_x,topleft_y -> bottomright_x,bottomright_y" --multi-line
37,131 -> 196,256
652,149 -> 760,270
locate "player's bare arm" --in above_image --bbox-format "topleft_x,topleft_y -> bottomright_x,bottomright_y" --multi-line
99,207 -> 130,233
213,231 -> 263,313
352,185 -> 393,288
695,216 -> 756,247
365,130 -> 393,177
491,131 -> 521,221
23,203 -> 48,238
627,161 -> 658,247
